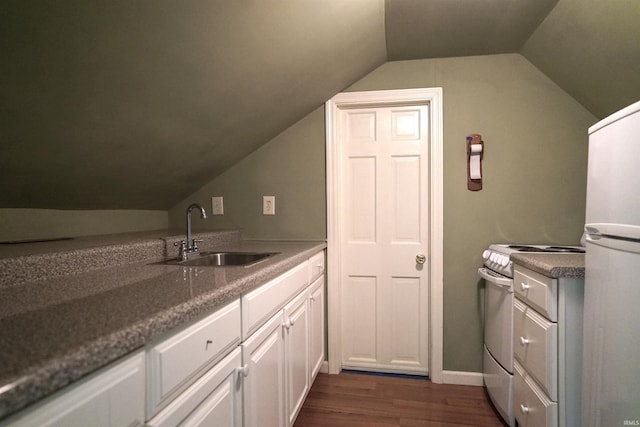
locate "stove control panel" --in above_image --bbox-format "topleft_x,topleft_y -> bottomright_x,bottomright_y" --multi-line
482,249 -> 513,277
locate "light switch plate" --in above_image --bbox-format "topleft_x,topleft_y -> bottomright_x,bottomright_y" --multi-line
211,196 -> 224,215
263,196 -> 275,215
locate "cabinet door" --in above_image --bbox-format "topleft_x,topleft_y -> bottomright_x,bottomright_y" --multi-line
309,276 -> 325,380
242,311 -> 286,427
284,290 -> 310,427
0,352 -> 144,427
147,348 -> 242,427
179,349 -> 243,427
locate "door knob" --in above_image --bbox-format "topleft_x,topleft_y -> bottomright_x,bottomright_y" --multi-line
416,254 -> 426,264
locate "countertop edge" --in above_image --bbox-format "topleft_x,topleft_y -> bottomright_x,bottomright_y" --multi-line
510,253 -> 585,279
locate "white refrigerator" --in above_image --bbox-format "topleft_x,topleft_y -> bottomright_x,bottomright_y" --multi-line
583,100 -> 640,427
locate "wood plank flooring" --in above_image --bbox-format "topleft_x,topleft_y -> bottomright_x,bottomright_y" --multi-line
294,372 -> 506,427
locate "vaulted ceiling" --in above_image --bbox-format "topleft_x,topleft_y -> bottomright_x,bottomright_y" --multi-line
1,0 -> 639,210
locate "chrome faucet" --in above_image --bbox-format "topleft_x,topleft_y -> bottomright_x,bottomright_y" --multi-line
175,203 -> 207,261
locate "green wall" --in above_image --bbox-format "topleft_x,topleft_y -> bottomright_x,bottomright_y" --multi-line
0,209 -> 168,242
173,53 -> 595,373
168,108 -> 326,240
346,53 -> 595,372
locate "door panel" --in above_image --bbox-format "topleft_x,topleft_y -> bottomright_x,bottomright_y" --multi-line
391,156 -> 420,242
388,277 -> 424,367
342,276 -> 377,364
347,157 -> 376,242
341,105 -> 429,375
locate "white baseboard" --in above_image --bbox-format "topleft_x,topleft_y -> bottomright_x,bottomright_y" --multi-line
320,363 -> 482,387
441,370 -> 484,386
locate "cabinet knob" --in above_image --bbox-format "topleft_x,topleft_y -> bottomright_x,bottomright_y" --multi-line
283,318 -> 295,330
310,295 -> 316,302
520,336 -> 530,346
520,282 -> 531,291
520,404 -> 530,414
237,364 -> 250,378
416,254 -> 426,264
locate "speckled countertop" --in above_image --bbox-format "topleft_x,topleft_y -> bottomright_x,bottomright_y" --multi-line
0,230 -> 326,419
510,252 -> 585,278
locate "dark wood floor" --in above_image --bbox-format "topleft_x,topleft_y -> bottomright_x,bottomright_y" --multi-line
294,372 -> 507,427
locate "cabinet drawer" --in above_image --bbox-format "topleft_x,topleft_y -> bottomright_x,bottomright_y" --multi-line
514,299 -> 558,400
147,347 -> 242,427
308,251 -> 325,282
514,361 -> 557,427
147,299 -> 241,416
242,261 -> 308,339
514,267 -> 557,321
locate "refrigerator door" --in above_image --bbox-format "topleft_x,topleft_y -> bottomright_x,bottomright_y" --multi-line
585,223 -> 640,254
585,100 -> 640,227
582,241 -> 640,427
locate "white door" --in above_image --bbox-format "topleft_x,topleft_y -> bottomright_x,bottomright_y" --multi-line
340,104 -> 430,375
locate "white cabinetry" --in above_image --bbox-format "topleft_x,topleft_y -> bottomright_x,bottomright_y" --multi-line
1,249 -> 325,427
242,309 -> 287,427
242,252 -> 325,427
284,289 -> 310,426
147,347 -> 243,427
309,275 -> 325,380
512,265 -> 583,427
147,299 -> 241,417
0,351 -> 145,427
242,262 -> 309,340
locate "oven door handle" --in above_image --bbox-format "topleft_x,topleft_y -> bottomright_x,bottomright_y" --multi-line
478,267 -> 513,292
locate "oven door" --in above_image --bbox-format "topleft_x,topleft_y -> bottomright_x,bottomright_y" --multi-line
479,267 -> 514,373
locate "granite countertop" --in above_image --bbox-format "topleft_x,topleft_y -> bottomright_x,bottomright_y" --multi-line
0,231 -> 326,419
510,252 -> 585,278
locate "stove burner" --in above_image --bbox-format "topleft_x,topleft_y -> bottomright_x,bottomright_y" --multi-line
507,245 -> 542,251
545,246 -> 585,253
506,245 -> 585,253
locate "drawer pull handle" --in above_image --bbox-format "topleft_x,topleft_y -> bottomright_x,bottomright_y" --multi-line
283,318 -> 295,330
520,336 -> 530,346
520,282 -> 531,291
520,404 -> 530,414
237,364 -> 250,378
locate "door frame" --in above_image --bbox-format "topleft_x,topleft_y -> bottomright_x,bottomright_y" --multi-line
325,88 -> 444,383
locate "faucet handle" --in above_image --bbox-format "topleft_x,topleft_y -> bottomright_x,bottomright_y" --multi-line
174,240 -> 188,261
192,239 -> 203,251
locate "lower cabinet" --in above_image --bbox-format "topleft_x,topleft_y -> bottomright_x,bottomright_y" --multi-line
0,351 -> 145,427
0,251 -> 325,427
309,276 -> 325,381
284,289 -> 310,427
242,273 -> 325,427
512,265 -> 583,427
242,310 -> 287,427
147,348 -> 243,427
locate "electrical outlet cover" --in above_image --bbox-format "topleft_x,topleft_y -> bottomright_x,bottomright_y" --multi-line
263,196 -> 275,215
211,196 -> 224,215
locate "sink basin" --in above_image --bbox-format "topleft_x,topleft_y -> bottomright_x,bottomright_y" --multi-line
164,251 -> 279,267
